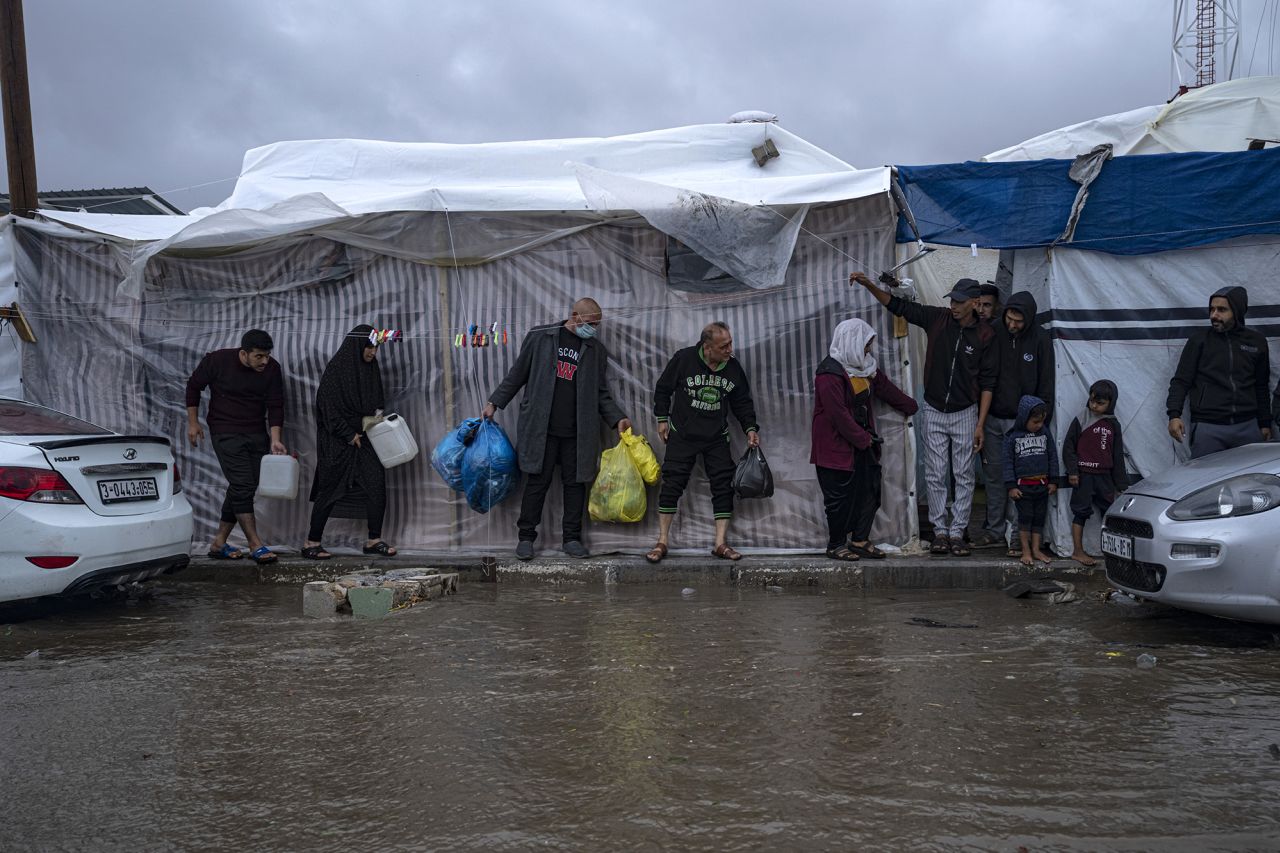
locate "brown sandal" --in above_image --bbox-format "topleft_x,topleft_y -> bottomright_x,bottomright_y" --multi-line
711,543 -> 742,561
645,542 -> 668,564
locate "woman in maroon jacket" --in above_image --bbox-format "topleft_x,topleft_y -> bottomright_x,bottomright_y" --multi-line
811,318 -> 918,560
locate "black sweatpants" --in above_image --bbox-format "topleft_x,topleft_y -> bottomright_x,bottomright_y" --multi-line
658,432 -> 735,519
816,450 -> 882,551
1013,483 -> 1049,535
211,432 -> 269,522
1070,471 -> 1118,524
517,435 -> 584,544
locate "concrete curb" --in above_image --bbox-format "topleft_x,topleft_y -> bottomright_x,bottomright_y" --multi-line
177,550 -> 1106,591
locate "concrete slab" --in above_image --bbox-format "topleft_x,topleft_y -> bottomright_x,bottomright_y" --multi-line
301,581 -> 347,618
347,586 -> 393,618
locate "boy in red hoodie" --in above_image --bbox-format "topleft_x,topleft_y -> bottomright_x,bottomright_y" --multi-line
1062,379 -> 1129,566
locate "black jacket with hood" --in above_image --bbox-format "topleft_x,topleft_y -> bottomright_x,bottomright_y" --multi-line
990,291 -> 1055,423
1166,286 -> 1271,427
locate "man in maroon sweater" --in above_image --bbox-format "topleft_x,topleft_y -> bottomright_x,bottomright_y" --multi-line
185,329 -> 288,563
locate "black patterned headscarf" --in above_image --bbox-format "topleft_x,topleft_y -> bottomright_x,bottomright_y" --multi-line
316,324 -> 385,417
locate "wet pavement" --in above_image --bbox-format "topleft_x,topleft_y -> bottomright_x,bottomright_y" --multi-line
2,581 -> 1280,851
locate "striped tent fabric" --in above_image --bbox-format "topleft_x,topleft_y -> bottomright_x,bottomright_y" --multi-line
14,195 -> 911,555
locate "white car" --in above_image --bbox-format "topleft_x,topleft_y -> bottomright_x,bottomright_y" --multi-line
1103,443 -> 1280,624
0,398 -> 192,602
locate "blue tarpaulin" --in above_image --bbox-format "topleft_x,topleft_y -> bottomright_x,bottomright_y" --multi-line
895,146 -> 1280,255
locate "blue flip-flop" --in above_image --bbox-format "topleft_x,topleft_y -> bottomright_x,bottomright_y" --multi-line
250,546 -> 278,565
207,543 -> 245,560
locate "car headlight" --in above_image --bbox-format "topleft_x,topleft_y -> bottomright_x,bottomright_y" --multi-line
1167,473 -> 1280,520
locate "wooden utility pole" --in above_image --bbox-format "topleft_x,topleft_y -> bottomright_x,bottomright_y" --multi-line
0,0 -> 37,218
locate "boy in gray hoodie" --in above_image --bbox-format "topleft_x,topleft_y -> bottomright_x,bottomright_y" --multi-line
1002,395 -> 1058,566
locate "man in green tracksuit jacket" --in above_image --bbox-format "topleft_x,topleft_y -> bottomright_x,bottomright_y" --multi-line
646,321 -> 760,564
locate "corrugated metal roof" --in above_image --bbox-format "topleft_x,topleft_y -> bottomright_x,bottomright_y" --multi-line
0,187 -> 183,215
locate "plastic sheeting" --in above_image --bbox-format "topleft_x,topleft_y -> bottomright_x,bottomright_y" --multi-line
985,76 -> 1280,161
13,197 -> 912,555
1009,236 -> 1280,555
574,163 -> 808,290
0,219 -> 20,399
194,124 -> 889,216
895,146 -> 1280,255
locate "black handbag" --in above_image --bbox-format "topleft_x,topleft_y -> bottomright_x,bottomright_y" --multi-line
731,446 -> 774,499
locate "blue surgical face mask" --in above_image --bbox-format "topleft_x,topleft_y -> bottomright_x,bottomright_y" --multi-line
574,323 -> 597,340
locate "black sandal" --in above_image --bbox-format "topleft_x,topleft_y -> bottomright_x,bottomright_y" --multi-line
950,541 -> 971,557
847,542 -> 886,560
362,540 -> 397,556
301,545 -> 332,560
930,535 -> 951,555
825,546 -> 860,562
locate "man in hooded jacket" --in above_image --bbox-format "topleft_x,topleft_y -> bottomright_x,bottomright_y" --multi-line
1166,286 -> 1271,458
975,290 -> 1055,548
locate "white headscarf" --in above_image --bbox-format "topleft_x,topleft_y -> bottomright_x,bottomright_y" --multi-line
829,318 -> 878,378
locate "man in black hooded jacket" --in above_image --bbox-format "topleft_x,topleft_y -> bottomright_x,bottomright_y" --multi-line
1166,286 -> 1271,458
975,290 -> 1055,548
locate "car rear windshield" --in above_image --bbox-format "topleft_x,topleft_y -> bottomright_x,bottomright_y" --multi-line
0,400 -> 112,436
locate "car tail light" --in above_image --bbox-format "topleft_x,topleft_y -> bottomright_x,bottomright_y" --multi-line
0,466 -> 84,503
173,460 -> 183,494
26,556 -> 78,569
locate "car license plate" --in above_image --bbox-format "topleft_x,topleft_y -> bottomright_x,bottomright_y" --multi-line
1101,529 -> 1133,561
97,477 -> 158,504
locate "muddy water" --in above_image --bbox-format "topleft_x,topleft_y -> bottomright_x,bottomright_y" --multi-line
2,583 -> 1279,852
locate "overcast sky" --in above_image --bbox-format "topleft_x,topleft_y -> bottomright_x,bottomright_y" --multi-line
11,0 -> 1279,212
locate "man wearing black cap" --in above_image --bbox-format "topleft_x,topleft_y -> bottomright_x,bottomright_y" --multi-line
851,273 -> 997,556
1166,286 -> 1271,458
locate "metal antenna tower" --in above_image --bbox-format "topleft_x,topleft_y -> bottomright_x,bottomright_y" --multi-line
1172,0 -> 1241,92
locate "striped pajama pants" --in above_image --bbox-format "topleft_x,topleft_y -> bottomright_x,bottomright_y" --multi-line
919,402 -> 979,540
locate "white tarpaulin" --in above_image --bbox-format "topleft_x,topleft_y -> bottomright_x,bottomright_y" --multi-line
0,219 -> 19,399
11,123 -> 910,556
985,76 -> 1280,161
196,124 -> 888,215
573,163 -> 809,290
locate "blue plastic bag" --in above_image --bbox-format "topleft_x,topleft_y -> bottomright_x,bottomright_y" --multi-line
430,417 -> 481,492
461,419 -> 518,513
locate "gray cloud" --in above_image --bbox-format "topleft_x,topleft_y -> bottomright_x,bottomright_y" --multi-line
10,0 -> 1239,211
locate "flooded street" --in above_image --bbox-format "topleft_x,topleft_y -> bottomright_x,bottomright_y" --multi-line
2,581 -> 1280,851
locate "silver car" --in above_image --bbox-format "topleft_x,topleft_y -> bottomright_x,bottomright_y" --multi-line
1104,443 -> 1280,624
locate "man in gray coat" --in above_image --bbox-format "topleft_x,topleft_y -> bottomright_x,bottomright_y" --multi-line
484,298 -> 631,560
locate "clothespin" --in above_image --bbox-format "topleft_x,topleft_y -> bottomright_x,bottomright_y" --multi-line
502,328 -> 508,345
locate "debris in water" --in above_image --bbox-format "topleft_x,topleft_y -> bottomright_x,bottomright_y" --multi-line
681,588 -> 697,597
1268,743 -> 1280,760
766,586 -> 784,593
907,617 -> 978,629
1136,653 -> 1158,669
24,650 -> 39,659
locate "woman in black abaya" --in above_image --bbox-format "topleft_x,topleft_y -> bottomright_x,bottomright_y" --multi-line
302,324 -> 397,558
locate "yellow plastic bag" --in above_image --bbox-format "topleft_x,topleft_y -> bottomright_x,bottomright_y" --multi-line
619,428 -> 661,486
589,443 -> 647,522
